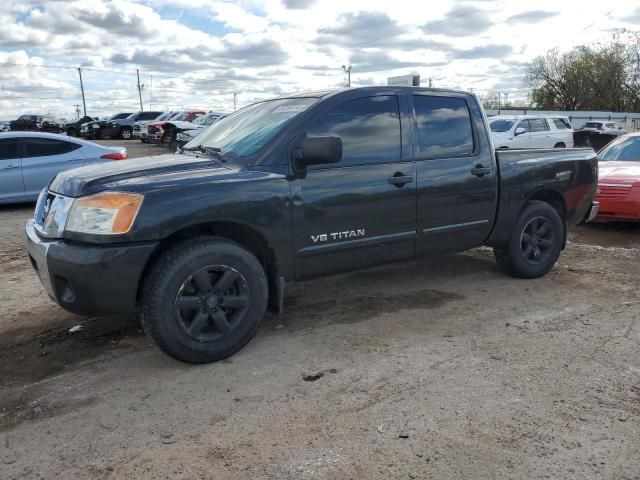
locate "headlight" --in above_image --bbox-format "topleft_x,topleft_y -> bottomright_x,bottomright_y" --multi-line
65,192 -> 144,235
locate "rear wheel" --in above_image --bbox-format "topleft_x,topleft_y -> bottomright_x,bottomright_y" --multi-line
493,200 -> 564,278
120,127 -> 133,140
141,237 -> 268,363
553,142 -> 566,148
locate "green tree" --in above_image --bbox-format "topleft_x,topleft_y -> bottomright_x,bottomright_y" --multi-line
528,33 -> 640,112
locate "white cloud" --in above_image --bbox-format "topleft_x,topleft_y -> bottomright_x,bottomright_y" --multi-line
0,0 -> 633,118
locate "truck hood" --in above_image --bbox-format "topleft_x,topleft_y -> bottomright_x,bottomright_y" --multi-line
598,161 -> 640,185
49,153 -> 239,197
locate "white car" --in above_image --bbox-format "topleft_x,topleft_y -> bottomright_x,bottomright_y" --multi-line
580,121 -> 626,136
133,111 -> 173,142
0,132 -> 127,204
490,115 -> 574,149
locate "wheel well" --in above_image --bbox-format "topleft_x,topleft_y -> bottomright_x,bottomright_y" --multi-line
527,189 -> 567,246
138,222 -> 281,312
528,190 -> 566,220
554,142 -> 566,148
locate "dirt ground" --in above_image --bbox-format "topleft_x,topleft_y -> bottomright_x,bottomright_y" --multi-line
1,143 -> 639,479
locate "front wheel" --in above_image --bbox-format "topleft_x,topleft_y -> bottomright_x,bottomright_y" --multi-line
141,237 -> 268,363
493,200 -> 564,278
120,128 -> 132,140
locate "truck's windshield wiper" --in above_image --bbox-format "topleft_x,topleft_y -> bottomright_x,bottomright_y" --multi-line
180,145 -> 227,163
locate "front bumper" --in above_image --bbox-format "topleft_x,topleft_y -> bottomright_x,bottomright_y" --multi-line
584,201 -> 600,223
26,220 -> 158,316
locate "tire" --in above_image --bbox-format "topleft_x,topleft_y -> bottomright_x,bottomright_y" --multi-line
493,200 -> 564,278
554,142 -> 566,148
120,128 -> 132,140
66,128 -> 78,137
141,237 -> 268,363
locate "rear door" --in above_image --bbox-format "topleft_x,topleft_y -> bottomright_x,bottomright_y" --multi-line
412,94 -> 498,254
291,94 -> 417,280
529,118 -> 552,147
0,138 -> 25,202
21,137 -> 83,197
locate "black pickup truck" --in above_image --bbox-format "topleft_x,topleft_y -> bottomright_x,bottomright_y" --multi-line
26,87 -> 599,363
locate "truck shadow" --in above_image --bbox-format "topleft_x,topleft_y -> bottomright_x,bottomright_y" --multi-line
0,251 -> 495,390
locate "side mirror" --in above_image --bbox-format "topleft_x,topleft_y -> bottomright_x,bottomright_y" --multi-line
514,127 -> 526,136
296,135 -> 342,167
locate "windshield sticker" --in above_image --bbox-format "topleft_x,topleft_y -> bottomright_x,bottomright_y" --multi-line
273,104 -> 309,113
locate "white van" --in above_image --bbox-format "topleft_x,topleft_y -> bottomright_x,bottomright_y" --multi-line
490,115 -> 574,149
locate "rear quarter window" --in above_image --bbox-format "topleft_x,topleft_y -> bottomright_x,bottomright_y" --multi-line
552,118 -> 572,129
413,95 -> 474,158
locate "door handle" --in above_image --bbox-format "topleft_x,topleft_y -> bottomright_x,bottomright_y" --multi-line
1,164 -> 20,170
470,165 -> 491,177
388,173 -> 414,187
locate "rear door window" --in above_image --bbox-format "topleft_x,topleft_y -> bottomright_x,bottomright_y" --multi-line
0,139 -> 19,160
23,138 -> 81,158
307,95 -> 401,166
413,95 -> 474,158
529,118 -> 549,132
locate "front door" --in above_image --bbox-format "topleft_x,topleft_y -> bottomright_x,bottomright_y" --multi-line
0,138 -> 24,202
411,94 -> 498,255
292,95 -> 417,280
21,137 -> 83,197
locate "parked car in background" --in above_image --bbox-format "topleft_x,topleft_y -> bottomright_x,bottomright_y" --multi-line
580,121 -> 626,136
147,110 -> 206,145
0,132 -> 127,204
65,116 -> 98,137
25,87 -> 598,363
134,111 -> 173,142
490,115 -> 574,149
594,133 -> 640,222
81,113 -> 133,139
175,112 -> 227,148
100,111 -> 164,140
10,115 -> 65,133
0,121 -> 9,132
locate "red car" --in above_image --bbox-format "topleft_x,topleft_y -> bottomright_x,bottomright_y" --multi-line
595,133 -> 640,222
147,110 -> 205,143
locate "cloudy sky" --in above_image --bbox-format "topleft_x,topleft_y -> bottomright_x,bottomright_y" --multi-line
1,0 -> 639,120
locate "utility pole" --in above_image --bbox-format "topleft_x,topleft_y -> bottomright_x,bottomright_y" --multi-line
428,78 -> 433,88
233,91 -> 238,111
149,75 -> 153,111
342,65 -> 352,87
73,104 -> 81,118
77,68 -> 87,117
136,69 -> 144,112
497,92 -> 501,110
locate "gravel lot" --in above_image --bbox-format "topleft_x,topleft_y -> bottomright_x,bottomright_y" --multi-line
1,140 -> 639,479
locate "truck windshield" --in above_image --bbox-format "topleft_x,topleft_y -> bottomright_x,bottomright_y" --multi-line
187,97 -> 318,158
490,119 -> 515,132
599,136 -> 640,162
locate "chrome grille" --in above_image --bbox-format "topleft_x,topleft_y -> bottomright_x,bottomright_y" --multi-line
33,191 -> 74,238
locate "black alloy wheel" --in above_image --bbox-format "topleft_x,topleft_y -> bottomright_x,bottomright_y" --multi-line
175,265 -> 249,341
493,200 -> 564,278
519,216 -> 555,265
141,237 -> 268,363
